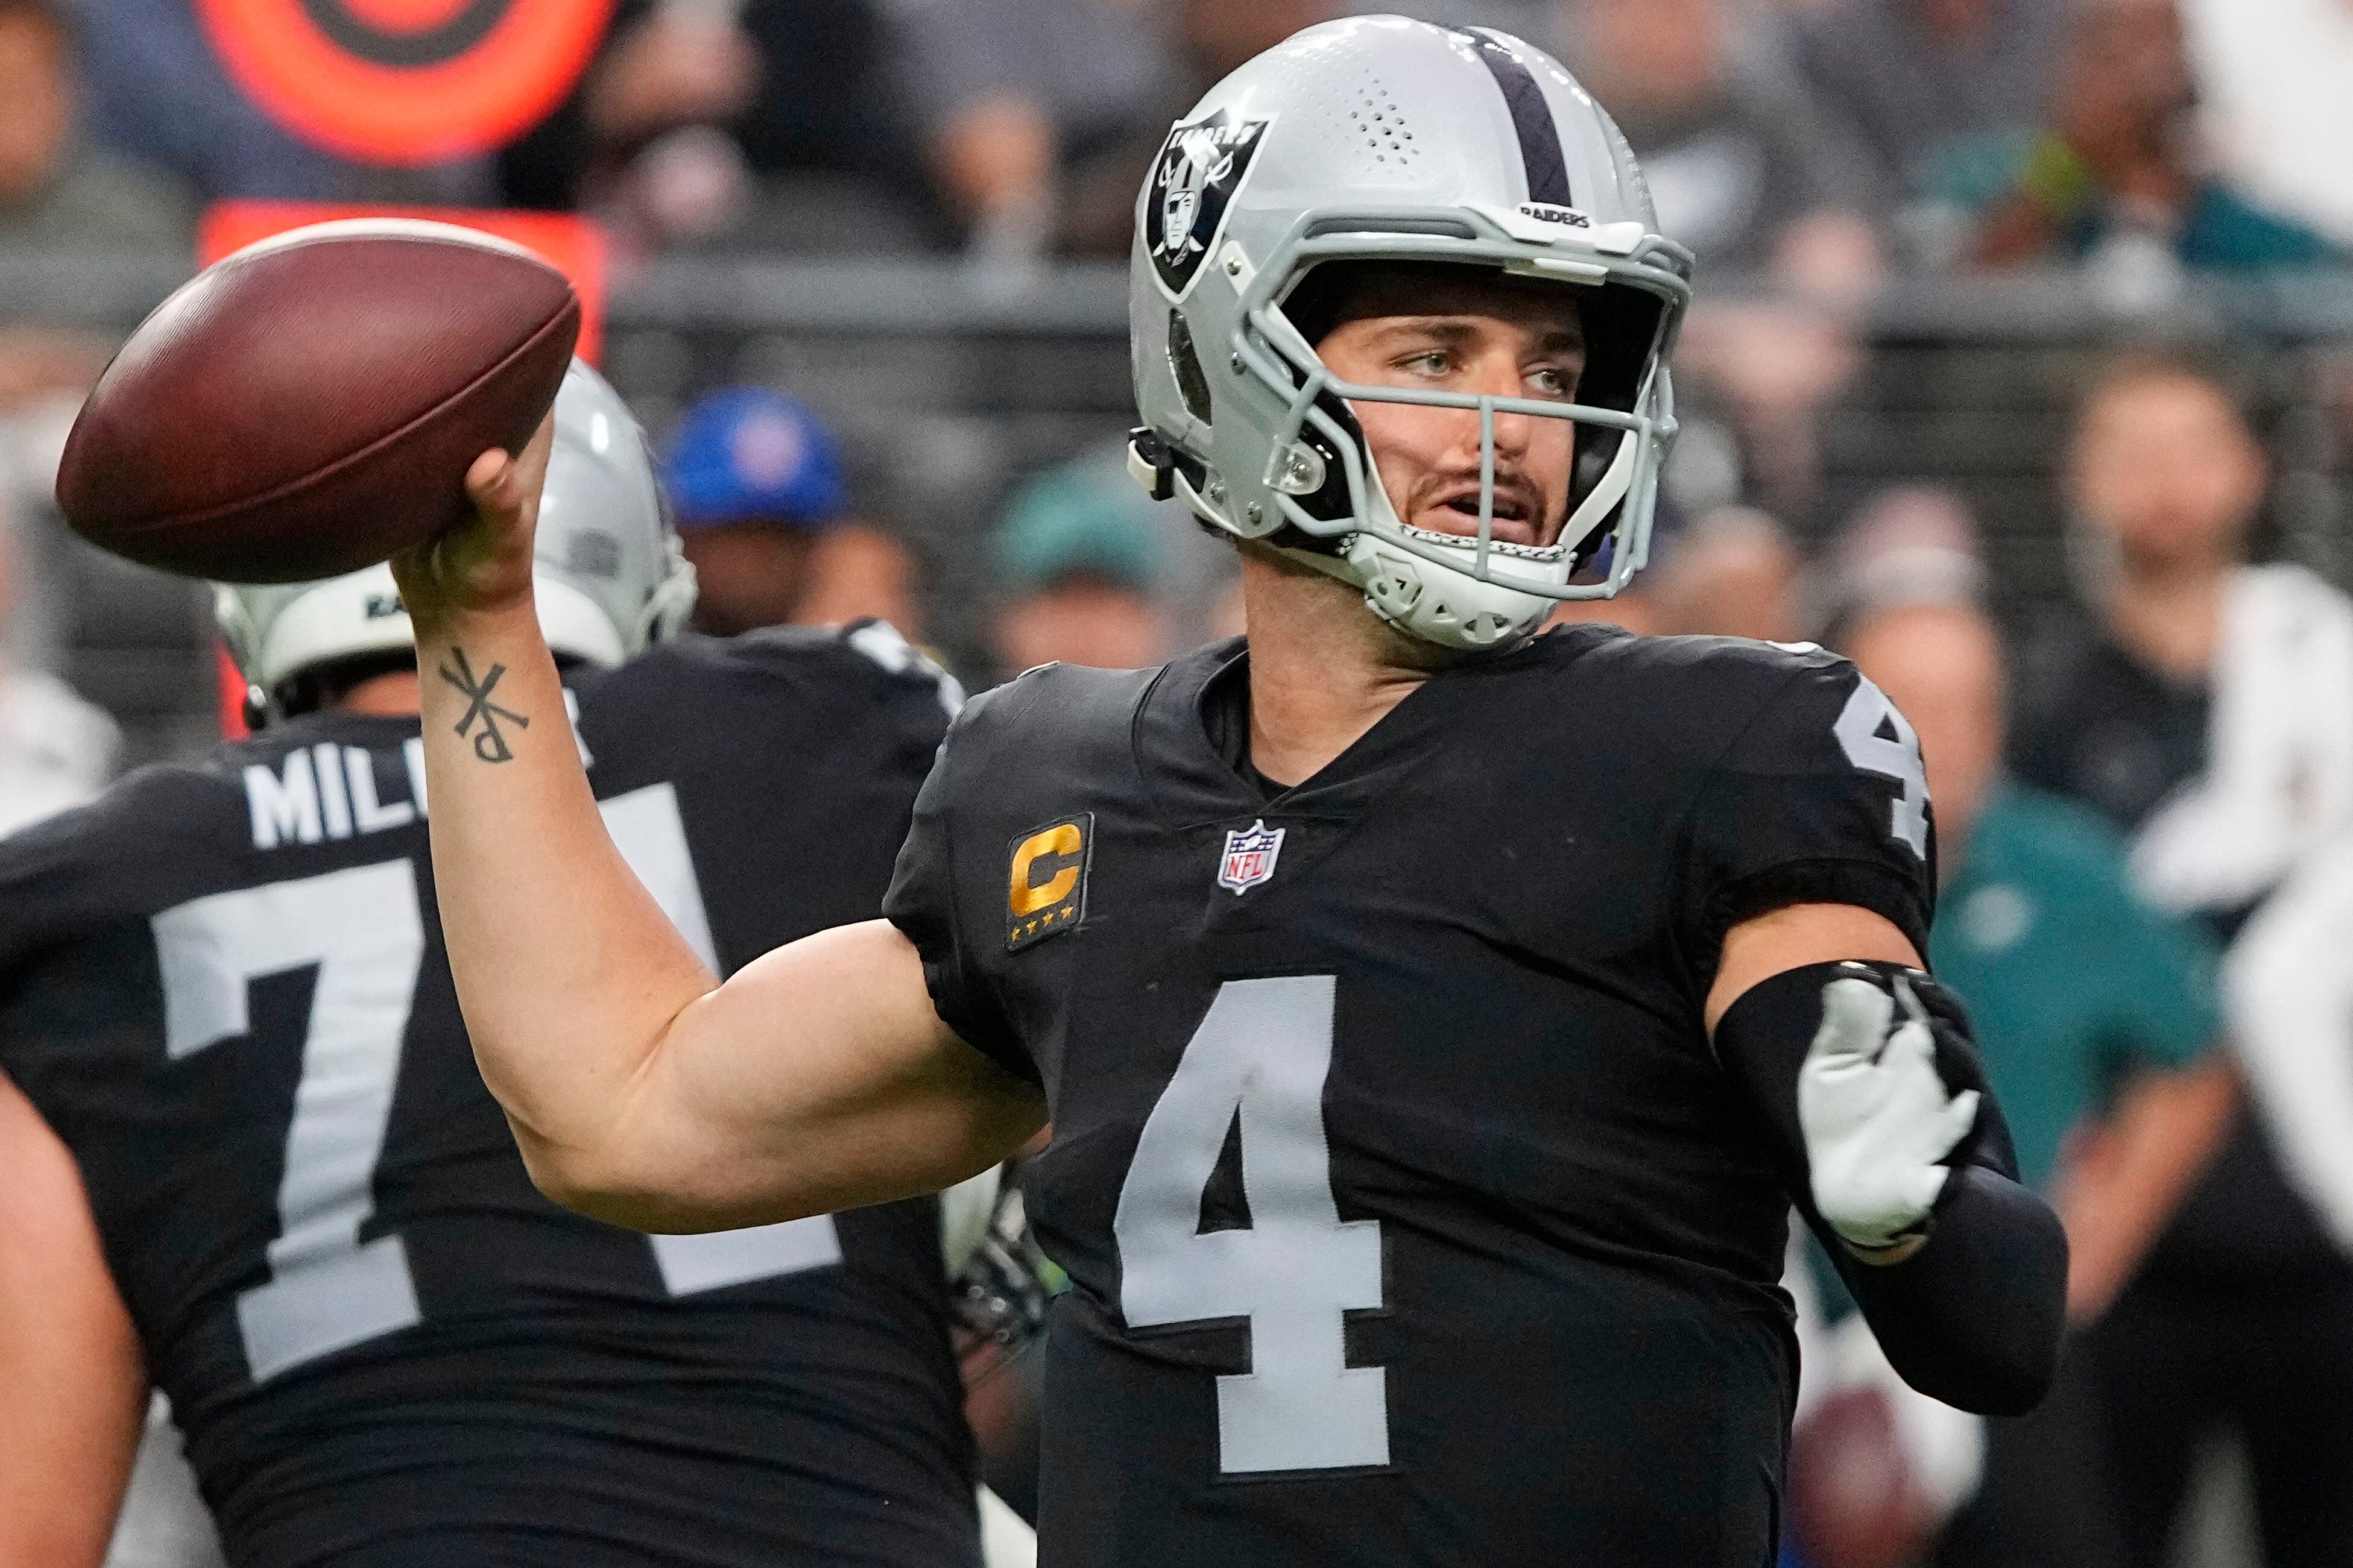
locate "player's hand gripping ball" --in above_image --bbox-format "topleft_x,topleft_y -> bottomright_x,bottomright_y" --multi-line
55,219 -> 578,584
387,412 -> 552,639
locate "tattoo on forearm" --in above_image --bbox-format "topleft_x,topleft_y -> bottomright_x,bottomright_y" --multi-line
439,647 -> 530,763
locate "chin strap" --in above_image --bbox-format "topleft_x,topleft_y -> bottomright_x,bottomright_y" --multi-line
635,542 -> 701,649
1342,533 -> 1548,652
1271,537 -> 1362,586
1561,432 -> 1639,573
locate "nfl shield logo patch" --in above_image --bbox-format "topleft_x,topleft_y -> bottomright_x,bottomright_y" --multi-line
1217,820 -> 1285,895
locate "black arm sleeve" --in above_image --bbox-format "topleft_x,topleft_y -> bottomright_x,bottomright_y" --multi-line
1716,960 -> 2068,1416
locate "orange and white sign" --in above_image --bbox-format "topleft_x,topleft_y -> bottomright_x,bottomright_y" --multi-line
196,0 -> 613,165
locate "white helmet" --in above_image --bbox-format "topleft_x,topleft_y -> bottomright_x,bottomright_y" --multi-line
218,359 -> 698,714
1126,16 -> 1690,652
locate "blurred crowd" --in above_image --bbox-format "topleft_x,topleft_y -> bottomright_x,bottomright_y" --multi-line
6,0 -> 2352,271
1765,356 -> 2353,1568
3,2 -> 2353,1567
5,0 -> 2353,675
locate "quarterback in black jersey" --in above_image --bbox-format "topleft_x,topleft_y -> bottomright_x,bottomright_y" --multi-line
0,365 -> 996,1568
397,20 -> 2065,1567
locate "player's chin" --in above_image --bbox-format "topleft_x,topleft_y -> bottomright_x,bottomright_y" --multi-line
1407,506 -> 1545,549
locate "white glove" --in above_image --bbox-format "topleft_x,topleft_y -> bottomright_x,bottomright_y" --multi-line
1798,973 -> 1982,1251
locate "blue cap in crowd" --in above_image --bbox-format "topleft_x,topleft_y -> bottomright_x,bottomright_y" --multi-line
660,387 -> 850,531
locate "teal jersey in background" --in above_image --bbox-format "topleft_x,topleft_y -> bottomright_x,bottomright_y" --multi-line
1930,783 -> 2222,1192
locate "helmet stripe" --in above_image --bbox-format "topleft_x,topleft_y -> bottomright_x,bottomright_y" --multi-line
1459,30 -> 1574,209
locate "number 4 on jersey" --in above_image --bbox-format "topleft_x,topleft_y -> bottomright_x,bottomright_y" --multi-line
1113,975 -> 1389,1475
1836,676 -> 1931,858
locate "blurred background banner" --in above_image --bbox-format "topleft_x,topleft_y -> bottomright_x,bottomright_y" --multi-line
192,0 -> 614,165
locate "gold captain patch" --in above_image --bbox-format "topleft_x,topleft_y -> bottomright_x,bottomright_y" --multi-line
1006,813 -> 1092,951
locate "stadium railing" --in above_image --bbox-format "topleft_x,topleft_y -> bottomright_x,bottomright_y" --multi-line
2,249 -> 2346,764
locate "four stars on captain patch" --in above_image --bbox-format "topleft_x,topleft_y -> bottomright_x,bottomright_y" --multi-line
1012,903 -> 1079,944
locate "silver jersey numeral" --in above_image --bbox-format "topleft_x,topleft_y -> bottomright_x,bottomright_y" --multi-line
1834,675 -> 1931,858
1113,975 -> 1388,1473
153,860 -> 428,1382
601,783 -> 841,1294
150,782 -> 839,1382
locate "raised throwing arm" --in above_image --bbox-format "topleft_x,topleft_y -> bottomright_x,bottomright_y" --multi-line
391,425 -> 1044,1232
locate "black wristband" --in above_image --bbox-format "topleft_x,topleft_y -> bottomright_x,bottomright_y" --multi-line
1714,959 -> 2019,1193
1714,959 -> 2064,1414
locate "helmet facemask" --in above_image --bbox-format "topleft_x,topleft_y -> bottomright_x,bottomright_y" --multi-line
1135,215 -> 1689,655
1123,17 -> 1693,654
1236,245 -> 1679,650
1296,262 -> 1666,576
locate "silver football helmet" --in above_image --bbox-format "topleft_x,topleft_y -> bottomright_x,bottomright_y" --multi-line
218,359 -> 698,714
1127,16 -> 1690,652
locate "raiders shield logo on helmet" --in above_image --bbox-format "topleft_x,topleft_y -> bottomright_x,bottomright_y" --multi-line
1145,110 -> 1271,299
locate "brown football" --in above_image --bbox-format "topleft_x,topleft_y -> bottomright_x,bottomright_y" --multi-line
1788,1385 -> 1942,1568
55,219 -> 580,585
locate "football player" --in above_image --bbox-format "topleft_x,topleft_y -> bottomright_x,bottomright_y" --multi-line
0,362 -> 1003,1568
397,20 -> 2066,1564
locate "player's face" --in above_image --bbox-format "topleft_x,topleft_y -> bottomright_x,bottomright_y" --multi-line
1315,280 -> 1586,550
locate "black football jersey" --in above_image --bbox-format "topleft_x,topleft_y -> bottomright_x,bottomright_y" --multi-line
884,627 -> 1938,1566
0,625 -> 979,1568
